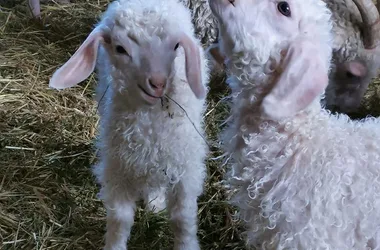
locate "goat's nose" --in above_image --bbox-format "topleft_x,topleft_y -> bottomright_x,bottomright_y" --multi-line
148,75 -> 166,89
344,61 -> 366,78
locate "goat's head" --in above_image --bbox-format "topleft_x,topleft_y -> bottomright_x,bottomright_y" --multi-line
208,0 -> 334,120
325,0 -> 380,114
49,0 -> 205,106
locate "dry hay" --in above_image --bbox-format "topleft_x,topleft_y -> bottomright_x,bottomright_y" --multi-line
1,1 -> 380,250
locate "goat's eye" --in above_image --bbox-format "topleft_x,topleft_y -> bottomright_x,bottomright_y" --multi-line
174,43 -> 180,50
277,1 -> 291,17
116,45 -> 127,54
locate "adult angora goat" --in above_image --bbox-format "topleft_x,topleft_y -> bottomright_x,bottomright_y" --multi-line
208,0 -> 380,249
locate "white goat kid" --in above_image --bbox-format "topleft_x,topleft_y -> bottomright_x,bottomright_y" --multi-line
49,0 -> 210,249
208,0 -> 380,249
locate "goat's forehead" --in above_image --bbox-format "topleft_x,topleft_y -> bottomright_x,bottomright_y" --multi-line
215,1 -> 332,38
112,26 -> 177,61
211,0 -> 328,23
111,19 -> 180,51
112,25 -> 171,43
110,12 -> 180,43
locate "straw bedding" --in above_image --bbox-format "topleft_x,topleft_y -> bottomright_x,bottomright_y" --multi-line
0,0 -> 379,250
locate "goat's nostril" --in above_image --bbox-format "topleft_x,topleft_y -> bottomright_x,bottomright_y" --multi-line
149,79 -> 157,89
229,0 -> 235,6
346,71 -> 356,78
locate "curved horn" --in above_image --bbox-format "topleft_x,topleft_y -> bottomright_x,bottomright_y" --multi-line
351,0 -> 380,49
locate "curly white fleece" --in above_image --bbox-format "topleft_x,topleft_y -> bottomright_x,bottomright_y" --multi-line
91,0 -> 210,249
211,0 -> 380,249
180,0 -> 218,46
224,108 -> 380,250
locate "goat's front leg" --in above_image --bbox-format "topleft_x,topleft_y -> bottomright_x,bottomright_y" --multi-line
168,176 -> 203,250
104,195 -> 136,250
95,161 -> 138,250
28,0 -> 41,18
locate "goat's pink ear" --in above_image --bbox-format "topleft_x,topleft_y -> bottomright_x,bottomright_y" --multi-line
49,25 -> 110,90
179,34 -> 206,99
261,39 -> 329,120
206,43 -> 225,67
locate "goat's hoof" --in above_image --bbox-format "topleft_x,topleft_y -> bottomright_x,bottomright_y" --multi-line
174,241 -> 201,250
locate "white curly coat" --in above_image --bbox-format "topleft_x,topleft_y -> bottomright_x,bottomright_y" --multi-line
208,0 -> 380,249
91,0 -> 210,249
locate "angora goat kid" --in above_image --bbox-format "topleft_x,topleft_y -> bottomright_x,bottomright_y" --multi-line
208,0 -> 380,249
49,0 -> 210,249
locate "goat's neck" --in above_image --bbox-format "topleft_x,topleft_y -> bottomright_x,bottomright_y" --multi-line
225,61 -> 276,123
224,61 -> 321,148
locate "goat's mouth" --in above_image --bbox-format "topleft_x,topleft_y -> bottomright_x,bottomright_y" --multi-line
138,84 -> 163,104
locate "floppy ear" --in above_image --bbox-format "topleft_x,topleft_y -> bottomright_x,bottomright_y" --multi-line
178,33 -> 206,99
49,24 -> 111,90
206,42 -> 226,67
261,38 -> 329,120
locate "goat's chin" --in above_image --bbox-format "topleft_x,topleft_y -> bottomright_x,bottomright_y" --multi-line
139,89 -> 163,105
141,96 -> 161,105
